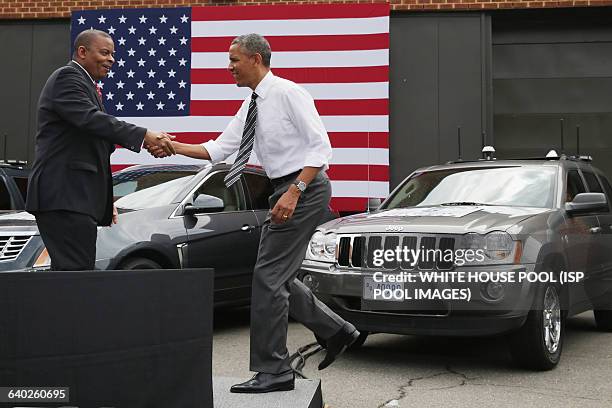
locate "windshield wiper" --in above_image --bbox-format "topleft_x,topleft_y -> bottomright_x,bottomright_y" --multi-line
439,202 -> 491,206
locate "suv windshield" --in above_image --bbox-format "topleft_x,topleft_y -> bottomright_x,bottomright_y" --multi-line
383,166 -> 557,209
115,175 -> 195,210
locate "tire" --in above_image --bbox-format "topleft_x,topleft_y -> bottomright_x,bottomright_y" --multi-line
509,283 -> 564,371
314,331 -> 369,350
594,310 -> 612,331
118,257 -> 162,270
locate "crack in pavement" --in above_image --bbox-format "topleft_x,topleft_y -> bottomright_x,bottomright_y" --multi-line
378,365 -> 609,407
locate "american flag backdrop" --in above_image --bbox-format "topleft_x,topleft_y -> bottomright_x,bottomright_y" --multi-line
71,4 -> 390,212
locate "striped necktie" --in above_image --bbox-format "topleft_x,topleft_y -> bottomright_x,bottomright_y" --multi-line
224,93 -> 258,188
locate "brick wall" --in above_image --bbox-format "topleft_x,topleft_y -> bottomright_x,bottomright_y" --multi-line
0,0 -> 611,19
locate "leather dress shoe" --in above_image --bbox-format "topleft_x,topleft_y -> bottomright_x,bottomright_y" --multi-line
318,325 -> 360,370
230,370 -> 295,394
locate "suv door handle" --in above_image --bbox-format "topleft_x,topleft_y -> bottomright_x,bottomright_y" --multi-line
589,226 -> 602,234
241,225 -> 256,232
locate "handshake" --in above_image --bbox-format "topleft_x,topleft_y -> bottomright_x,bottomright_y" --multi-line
143,130 -> 176,158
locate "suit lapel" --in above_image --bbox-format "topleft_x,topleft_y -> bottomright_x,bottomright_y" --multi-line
68,61 -> 106,112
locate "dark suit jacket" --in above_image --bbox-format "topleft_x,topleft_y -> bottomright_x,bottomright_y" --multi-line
26,61 -> 146,226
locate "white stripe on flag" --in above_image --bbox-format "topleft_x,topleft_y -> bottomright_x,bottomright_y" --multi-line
117,115 -> 389,132
111,147 -> 389,166
190,82 -> 389,101
330,180 -> 389,198
191,16 -> 389,37
191,49 -> 389,69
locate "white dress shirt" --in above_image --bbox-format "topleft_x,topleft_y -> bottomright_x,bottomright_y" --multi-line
203,71 -> 332,179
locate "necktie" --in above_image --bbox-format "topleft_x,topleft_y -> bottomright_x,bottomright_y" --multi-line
95,83 -> 103,102
224,93 -> 258,188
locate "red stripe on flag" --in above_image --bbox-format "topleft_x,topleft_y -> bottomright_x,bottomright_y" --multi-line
328,165 -> 389,181
190,99 -> 388,116
192,4 -> 390,21
191,66 -> 389,84
328,132 -> 389,149
191,33 -> 389,52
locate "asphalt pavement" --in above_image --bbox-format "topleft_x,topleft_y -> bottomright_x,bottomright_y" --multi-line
212,308 -> 612,408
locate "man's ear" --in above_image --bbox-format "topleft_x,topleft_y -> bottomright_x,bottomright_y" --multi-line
253,53 -> 263,66
76,45 -> 87,59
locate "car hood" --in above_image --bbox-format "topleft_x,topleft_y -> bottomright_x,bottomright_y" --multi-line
0,211 -> 38,231
323,205 -> 553,235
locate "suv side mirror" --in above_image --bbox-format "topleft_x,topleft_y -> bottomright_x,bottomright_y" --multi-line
565,192 -> 607,215
184,194 -> 225,215
368,198 -> 382,211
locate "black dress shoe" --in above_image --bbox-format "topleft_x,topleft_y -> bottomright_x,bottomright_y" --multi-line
230,370 -> 295,394
318,325 -> 360,370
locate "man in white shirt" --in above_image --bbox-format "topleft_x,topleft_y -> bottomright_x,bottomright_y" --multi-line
150,34 -> 359,393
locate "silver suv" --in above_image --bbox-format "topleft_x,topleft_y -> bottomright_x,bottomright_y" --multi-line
300,152 -> 612,370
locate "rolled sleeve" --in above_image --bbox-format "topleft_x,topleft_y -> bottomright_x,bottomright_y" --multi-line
200,100 -> 249,163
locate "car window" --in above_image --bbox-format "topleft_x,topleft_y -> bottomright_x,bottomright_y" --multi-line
383,166 -> 557,209
115,175 -> 194,210
582,171 -> 604,193
566,170 -> 586,203
597,175 -> 612,212
0,177 -> 13,210
113,170 -> 197,200
243,173 -> 274,210
12,176 -> 28,202
194,171 -> 243,212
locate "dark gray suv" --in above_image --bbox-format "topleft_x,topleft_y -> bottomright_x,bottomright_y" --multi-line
300,153 -> 612,370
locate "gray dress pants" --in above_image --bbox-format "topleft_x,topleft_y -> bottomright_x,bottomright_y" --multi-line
249,171 -> 351,374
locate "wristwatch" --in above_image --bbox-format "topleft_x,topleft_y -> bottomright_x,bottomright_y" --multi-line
293,180 -> 307,192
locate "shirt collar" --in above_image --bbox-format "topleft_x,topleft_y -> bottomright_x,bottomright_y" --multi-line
71,60 -> 97,85
253,71 -> 274,99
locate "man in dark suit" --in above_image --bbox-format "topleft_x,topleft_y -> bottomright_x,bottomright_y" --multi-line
26,29 -> 175,271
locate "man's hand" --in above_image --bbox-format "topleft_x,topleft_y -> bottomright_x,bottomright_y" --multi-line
270,186 -> 301,224
144,130 -> 175,157
112,204 -> 119,225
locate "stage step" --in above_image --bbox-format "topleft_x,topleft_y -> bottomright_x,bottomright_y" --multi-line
213,376 -> 323,408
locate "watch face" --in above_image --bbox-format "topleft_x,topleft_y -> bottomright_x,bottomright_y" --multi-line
295,181 -> 307,191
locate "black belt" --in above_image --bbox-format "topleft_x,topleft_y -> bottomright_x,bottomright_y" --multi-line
270,170 -> 301,187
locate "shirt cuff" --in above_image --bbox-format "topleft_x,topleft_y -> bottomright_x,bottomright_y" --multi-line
202,140 -> 224,163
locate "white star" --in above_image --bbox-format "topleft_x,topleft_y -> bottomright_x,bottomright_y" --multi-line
180,15 -> 189,23
126,69 -> 135,78
128,26 -> 136,35
118,37 -> 126,46
138,37 -> 146,46
177,102 -> 185,110
107,71 -> 115,78
97,81 -> 104,89
137,58 -> 145,67
178,80 -> 186,88
148,48 -> 157,57
159,15 -> 168,23
168,48 -> 177,56
167,91 -> 176,100
98,15 -> 106,24
77,16 -> 86,25
107,26 -> 116,35
127,48 -> 136,57
147,70 -> 156,78
126,91 -> 134,100
118,15 -> 127,24
179,37 -> 188,45
105,92 -> 114,100
136,102 -> 144,110
157,80 -> 166,88
149,26 -> 157,35
170,26 -> 178,34
178,58 -> 187,66
136,80 -> 145,89
156,101 -> 165,110
147,91 -> 155,100
167,69 -> 176,78
115,102 -> 124,111
117,58 -> 126,67
139,15 -> 147,24
158,37 -> 166,46
157,58 -> 166,67
116,81 -> 125,89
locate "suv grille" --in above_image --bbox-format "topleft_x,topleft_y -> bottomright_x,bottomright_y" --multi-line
0,235 -> 33,261
336,234 -> 456,271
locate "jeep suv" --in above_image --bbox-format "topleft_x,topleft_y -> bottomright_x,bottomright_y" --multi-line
300,151 -> 612,370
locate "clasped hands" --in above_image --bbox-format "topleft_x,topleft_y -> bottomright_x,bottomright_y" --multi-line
143,130 -> 176,157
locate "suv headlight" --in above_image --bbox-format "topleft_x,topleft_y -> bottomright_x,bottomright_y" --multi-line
306,231 -> 336,262
458,231 -> 520,265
